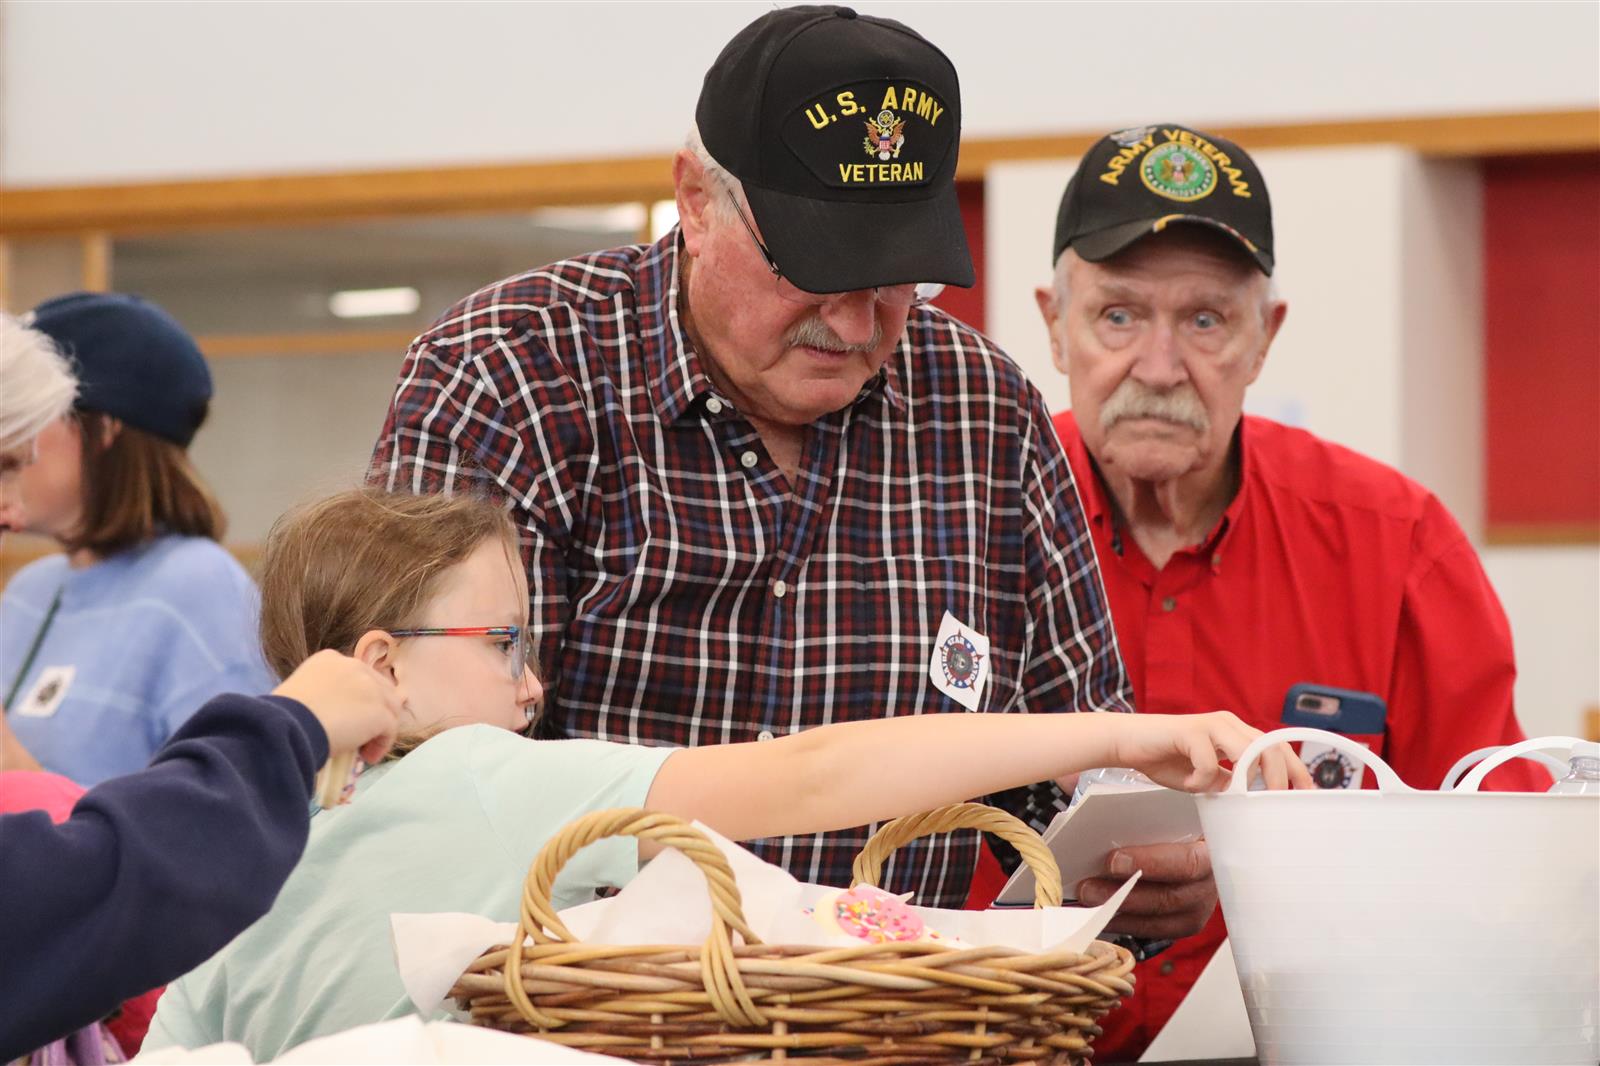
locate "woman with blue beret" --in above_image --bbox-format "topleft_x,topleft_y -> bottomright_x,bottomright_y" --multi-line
0,292 -> 277,785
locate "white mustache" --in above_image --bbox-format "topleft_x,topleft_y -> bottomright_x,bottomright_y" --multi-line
786,314 -> 883,354
1099,380 -> 1210,433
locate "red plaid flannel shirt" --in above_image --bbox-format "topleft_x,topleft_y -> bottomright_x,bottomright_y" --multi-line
372,234 -> 1132,905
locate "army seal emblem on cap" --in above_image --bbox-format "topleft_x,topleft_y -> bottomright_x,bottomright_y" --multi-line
863,109 -> 906,161
1140,141 -> 1218,203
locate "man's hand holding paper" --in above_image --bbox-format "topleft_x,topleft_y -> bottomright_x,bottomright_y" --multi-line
1080,839 -> 1216,941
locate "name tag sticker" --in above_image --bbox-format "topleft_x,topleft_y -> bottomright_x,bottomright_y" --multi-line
928,610 -> 990,711
1299,739 -> 1369,789
16,665 -> 75,719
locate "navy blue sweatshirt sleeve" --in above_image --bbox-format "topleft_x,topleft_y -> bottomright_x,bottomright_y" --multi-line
0,692 -> 328,1060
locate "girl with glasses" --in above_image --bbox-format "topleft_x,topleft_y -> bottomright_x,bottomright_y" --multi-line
146,487 -> 1309,1059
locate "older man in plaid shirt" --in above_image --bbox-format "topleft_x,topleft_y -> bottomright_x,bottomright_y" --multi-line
371,6 -> 1216,945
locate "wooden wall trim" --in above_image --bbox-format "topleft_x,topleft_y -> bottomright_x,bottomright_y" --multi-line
957,109 -> 1600,172
1,541 -> 266,589
196,328 -> 421,360
0,156 -> 678,237
2,110 -> 1594,237
1484,523 -> 1600,547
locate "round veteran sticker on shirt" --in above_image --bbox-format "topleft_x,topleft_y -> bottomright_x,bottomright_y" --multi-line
1300,740 -> 1365,789
928,610 -> 989,711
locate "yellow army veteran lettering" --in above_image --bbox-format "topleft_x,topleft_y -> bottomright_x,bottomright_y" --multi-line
1099,127 -> 1252,200
798,84 -> 946,186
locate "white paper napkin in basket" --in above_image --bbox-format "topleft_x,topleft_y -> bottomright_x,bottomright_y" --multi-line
395,820 -> 1141,1017
133,1016 -> 633,1064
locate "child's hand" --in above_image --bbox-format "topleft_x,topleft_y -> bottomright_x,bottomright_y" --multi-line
1109,710 -> 1313,792
273,650 -> 405,766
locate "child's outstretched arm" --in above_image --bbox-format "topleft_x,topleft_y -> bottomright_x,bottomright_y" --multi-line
646,709 -> 1309,843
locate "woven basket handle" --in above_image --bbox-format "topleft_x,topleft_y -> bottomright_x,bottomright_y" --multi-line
518,807 -> 761,945
505,807 -> 769,1031
852,801 -> 1063,908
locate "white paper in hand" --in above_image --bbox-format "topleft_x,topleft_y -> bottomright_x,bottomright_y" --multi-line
996,786 -> 1201,905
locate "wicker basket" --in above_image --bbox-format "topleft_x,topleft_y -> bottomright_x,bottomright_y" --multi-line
449,803 -> 1134,1064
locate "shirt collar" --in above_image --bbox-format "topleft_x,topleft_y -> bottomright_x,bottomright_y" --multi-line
1208,416 -> 1258,556
875,335 -> 907,413
642,230 -> 906,424
639,231 -> 717,425
1059,411 -> 1112,532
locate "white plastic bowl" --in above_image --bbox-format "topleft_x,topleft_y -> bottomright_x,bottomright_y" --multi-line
1196,729 -> 1600,1065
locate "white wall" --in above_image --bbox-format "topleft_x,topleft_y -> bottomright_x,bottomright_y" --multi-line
187,353 -> 406,540
1481,547 -> 1600,742
3,1 -> 1597,186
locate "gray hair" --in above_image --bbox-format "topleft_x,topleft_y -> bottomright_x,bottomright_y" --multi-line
685,124 -> 746,223
1050,247 -> 1281,326
0,312 -> 77,454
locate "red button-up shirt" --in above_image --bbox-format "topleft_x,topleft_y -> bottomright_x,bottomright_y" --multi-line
1049,410 -> 1541,1058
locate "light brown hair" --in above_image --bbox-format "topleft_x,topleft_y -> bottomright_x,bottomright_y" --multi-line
257,488 -> 520,681
65,411 -> 226,556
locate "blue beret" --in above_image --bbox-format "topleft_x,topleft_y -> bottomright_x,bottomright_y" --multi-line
28,292 -> 213,448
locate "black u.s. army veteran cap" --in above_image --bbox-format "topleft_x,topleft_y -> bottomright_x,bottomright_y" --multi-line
1053,123 -> 1274,275
696,5 -> 973,294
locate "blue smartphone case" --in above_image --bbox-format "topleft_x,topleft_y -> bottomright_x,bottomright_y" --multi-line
1281,683 -> 1388,735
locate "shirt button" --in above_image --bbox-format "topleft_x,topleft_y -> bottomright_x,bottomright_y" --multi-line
1159,960 -> 1176,976
1161,596 -> 1178,612
705,396 -> 724,415
757,730 -> 775,742
772,579 -> 788,598
740,450 -> 758,469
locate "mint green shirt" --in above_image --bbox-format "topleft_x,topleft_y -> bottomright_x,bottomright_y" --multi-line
142,726 -> 675,1060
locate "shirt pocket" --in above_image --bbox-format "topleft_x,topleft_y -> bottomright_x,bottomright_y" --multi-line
818,553 -> 1013,718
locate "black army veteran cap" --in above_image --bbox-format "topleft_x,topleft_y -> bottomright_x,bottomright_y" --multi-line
1053,123 -> 1274,275
696,5 -> 974,294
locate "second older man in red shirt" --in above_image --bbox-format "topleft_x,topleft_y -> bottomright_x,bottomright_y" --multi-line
1025,123 -> 1543,1058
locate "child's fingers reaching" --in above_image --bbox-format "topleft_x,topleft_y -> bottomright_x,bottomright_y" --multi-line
1252,742 -> 1312,790
1259,741 -> 1288,790
1183,729 -> 1222,790
1199,713 -> 1313,792
1194,711 -> 1258,790
1286,745 -> 1316,789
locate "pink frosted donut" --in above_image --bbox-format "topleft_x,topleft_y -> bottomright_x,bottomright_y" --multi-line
812,885 -> 928,944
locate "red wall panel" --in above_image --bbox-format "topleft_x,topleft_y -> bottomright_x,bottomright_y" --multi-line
930,179 -> 985,334
1483,153 -> 1600,533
